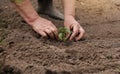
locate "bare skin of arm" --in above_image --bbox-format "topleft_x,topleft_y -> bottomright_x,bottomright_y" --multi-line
11,0 -> 85,41
63,0 -> 85,41
11,0 -> 58,39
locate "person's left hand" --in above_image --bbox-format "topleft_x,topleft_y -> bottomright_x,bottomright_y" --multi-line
64,16 -> 85,41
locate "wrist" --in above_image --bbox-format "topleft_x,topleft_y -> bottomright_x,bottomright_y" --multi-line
64,15 -> 75,21
25,15 -> 40,26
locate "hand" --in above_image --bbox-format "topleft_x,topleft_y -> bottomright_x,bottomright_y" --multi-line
29,17 -> 58,39
64,16 -> 85,41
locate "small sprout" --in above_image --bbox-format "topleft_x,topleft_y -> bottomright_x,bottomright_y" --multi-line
10,0 -> 24,3
58,27 -> 71,41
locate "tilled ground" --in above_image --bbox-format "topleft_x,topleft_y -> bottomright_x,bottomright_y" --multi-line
0,0 -> 120,74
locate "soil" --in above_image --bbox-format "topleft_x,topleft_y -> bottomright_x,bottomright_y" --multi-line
0,0 -> 120,74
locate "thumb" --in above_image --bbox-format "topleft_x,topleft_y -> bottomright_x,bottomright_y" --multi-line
65,26 -> 71,39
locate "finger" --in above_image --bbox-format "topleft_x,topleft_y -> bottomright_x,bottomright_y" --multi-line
49,27 -> 58,40
49,22 -> 58,39
75,28 -> 85,41
38,31 -> 47,37
69,25 -> 79,40
65,26 -> 71,40
45,29 -> 54,39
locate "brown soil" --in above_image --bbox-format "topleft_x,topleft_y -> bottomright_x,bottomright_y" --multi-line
0,0 -> 120,74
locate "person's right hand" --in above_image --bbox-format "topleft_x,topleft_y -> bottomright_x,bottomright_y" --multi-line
29,17 -> 58,39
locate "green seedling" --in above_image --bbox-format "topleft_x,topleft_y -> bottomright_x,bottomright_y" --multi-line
10,0 -> 24,3
58,27 -> 71,41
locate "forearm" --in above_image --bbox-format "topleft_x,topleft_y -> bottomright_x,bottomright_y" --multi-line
62,0 -> 76,19
11,0 -> 39,25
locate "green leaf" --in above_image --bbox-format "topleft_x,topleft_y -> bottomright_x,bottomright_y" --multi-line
58,33 -> 64,41
58,27 -> 65,33
58,27 -> 71,41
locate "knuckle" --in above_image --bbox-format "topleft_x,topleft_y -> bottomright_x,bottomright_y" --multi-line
73,30 -> 78,33
45,29 -> 50,34
48,30 -> 52,34
52,28 -> 57,32
42,35 -> 45,37
48,21 -> 52,25
50,27 -> 56,31
42,34 -> 47,37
